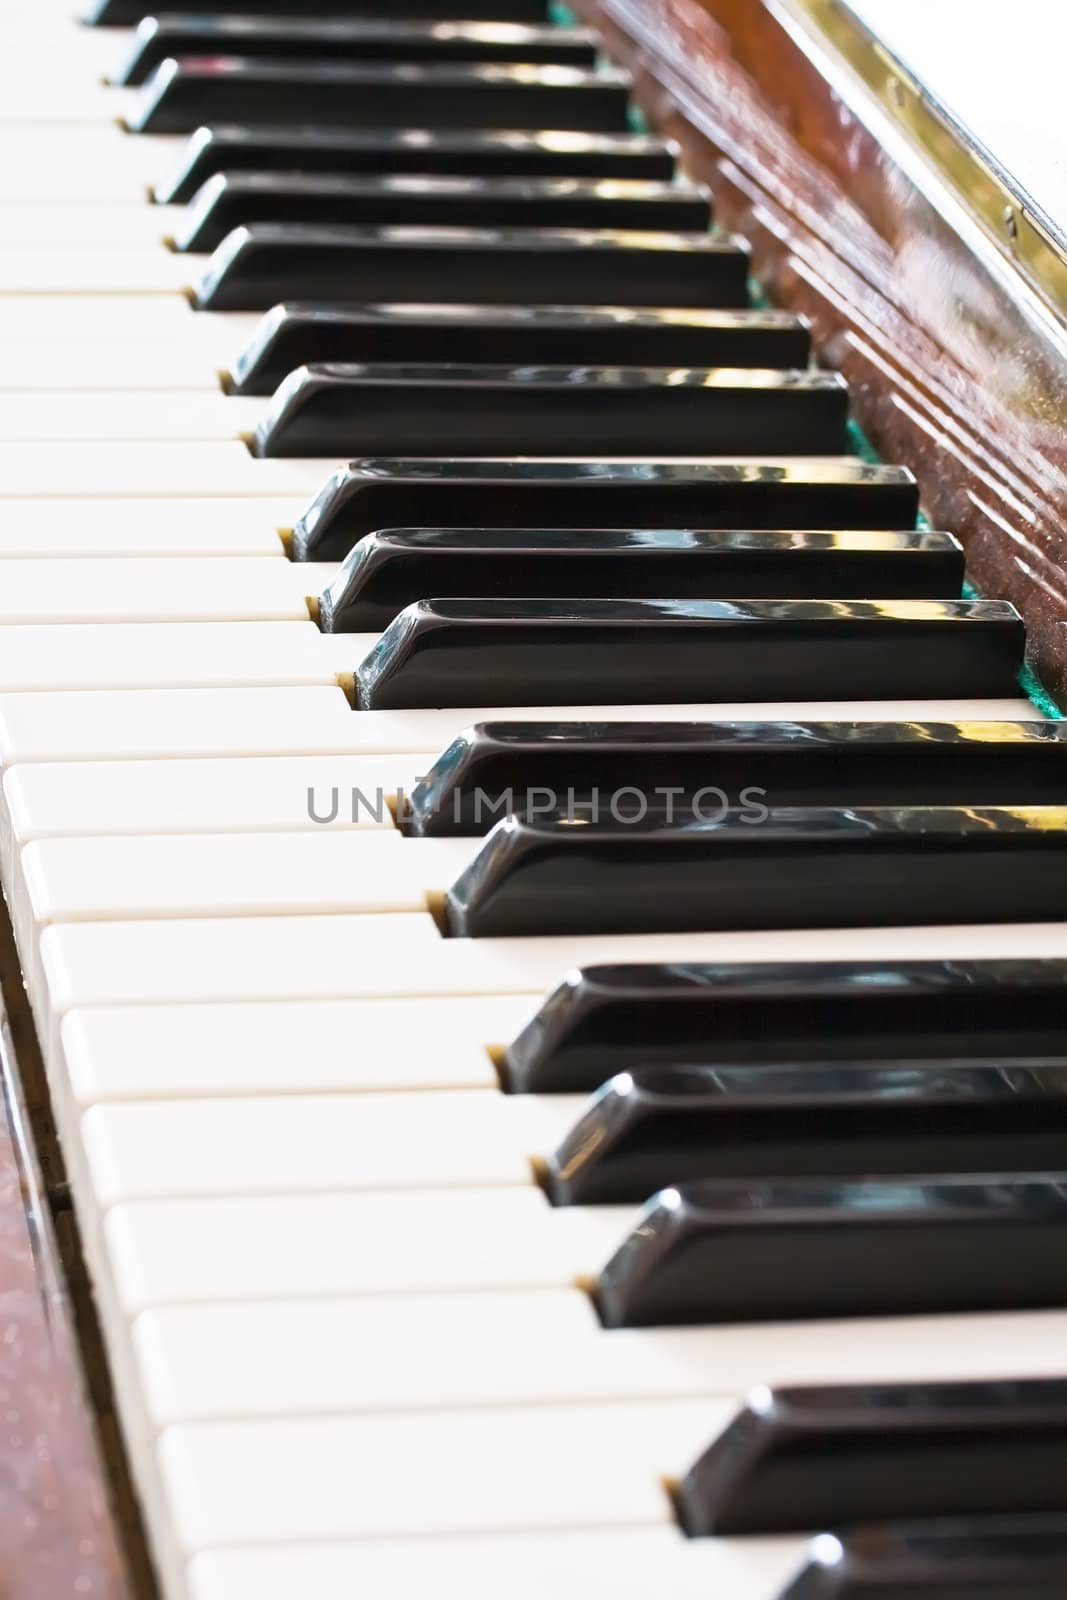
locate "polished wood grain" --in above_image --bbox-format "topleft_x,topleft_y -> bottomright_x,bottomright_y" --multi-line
575,0 -> 1067,704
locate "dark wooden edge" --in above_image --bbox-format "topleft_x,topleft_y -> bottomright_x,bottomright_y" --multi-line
0,895 -> 137,1600
575,0 -> 1067,704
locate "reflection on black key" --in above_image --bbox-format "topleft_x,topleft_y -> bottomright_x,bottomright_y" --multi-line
195,225 -> 749,313
405,716 -> 1067,838
256,365 -> 846,459
176,173 -> 711,252
229,304 -> 809,396
504,958 -> 1067,1093
325,531 -> 961,634
354,598 -> 1022,710
130,59 -> 632,136
444,804 -> 1067,938
117,18 -> 597,86
781,1516 -> 1067,1599
293,459 -> 919,561
597,1175 -> 1067,1327
676,1378 -> 1067,1535
156,129 -> 678,207
545,1062 -> 1067,1205
93,0 -> 550,20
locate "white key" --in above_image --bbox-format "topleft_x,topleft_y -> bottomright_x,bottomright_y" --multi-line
0,247 -> 190,292
62,994 -> 530,1104
0,83 -> 134,121
0,203 -> 180,244
36,917 -> 1067,1075
0,501 -> 291,558
0,621 -> 363,691
5,753 -> 430,845
0,391 -> 263,440
81,1091 -> 582,1204
19,831 -> 477,922
104,1189 -> 616,1309
0,686 -> 358,765
157,1400 -> 729,1545
0,299 -> 252,345
0,343 -> 226,391
0,691 -> 1042,765
188,1529 -> 804,1600
0,442 -> 327,498
132,1294 -> 1067,1422
0,559 -> 328,623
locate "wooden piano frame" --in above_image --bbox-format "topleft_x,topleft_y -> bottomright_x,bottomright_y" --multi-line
1,1 -> 1065,1593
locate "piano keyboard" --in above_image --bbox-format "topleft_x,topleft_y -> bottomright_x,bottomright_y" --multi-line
3,2 -> 1067,1598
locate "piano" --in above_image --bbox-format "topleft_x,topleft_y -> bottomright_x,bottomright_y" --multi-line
1,0 -> 1066,1596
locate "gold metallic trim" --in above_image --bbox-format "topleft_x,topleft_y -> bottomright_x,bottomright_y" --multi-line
782,0 -> 1067,320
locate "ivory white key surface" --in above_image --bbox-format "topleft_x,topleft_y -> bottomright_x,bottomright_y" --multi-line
0,84 -> 135,122
20,831 -> 477,923
0,203 -> 181,244
39,911 -> 1067,1017
0,391 -> 263,441
0,443 -> 328,498
0,246 -> 191,293
188,1528 -> 805,1600
62,994 -> 529,1104
131,1296 -> 1067,1422
0,559 -> 330,623
104,1189 -> 618,1310
0,344 -> 228,391
157,1400 -> 730,1545
0,621 -> 363,691
0,299 -> 252,345
0,691 -> 1041,768
5,753 -> 430,846
81,1091 -> 582,1204
0,501 -> 291,558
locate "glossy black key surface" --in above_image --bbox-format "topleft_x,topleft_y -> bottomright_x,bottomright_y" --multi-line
255,364 -> 847,459
405,716 -> 1064,837
504,959 -> 1067,1094
92,0 -> 550,20
325,531 -> 961,634
544,1063 -> 1067,1205
175,173 -> 712,253
230,304 -> 809,396
443,804 -> 1067,938
294,458 -> 918,561
156,129 -> 677,207
130,59 -> 632,136
195,225 -> 749,313
354,598 -> 1022,711
117,18 -> 597,86
596,1175 -> 1067,1328
293,459 -> 919,561
676,1378 -> 1067,1536
781,1516 -> 1067,1599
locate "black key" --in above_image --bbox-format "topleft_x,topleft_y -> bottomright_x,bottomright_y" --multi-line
781,1516 -> 1067,1599
596,1175 -> 1067,1327
504,958 -> 1067,1094
230,304 -> 809,397
256,364 -> 846,459
293,459 -> 919,562
544,1062 -> 1067,1205
156,129 -> 678,207
175,173 -> 711,252
354,598 -> 1023,711
675,1378 -> 1067,1535
443,803 -> 1066,938
405,716 -> 1066,839
195,224 -> 749,313
117,18 -> 597,86
325,530 -> 961,634
130,59 -> 632,136
92,0 -> 549,19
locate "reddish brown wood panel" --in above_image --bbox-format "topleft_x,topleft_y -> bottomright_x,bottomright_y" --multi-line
0,1006 -> 129,1600
575,0 -> 1067,703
